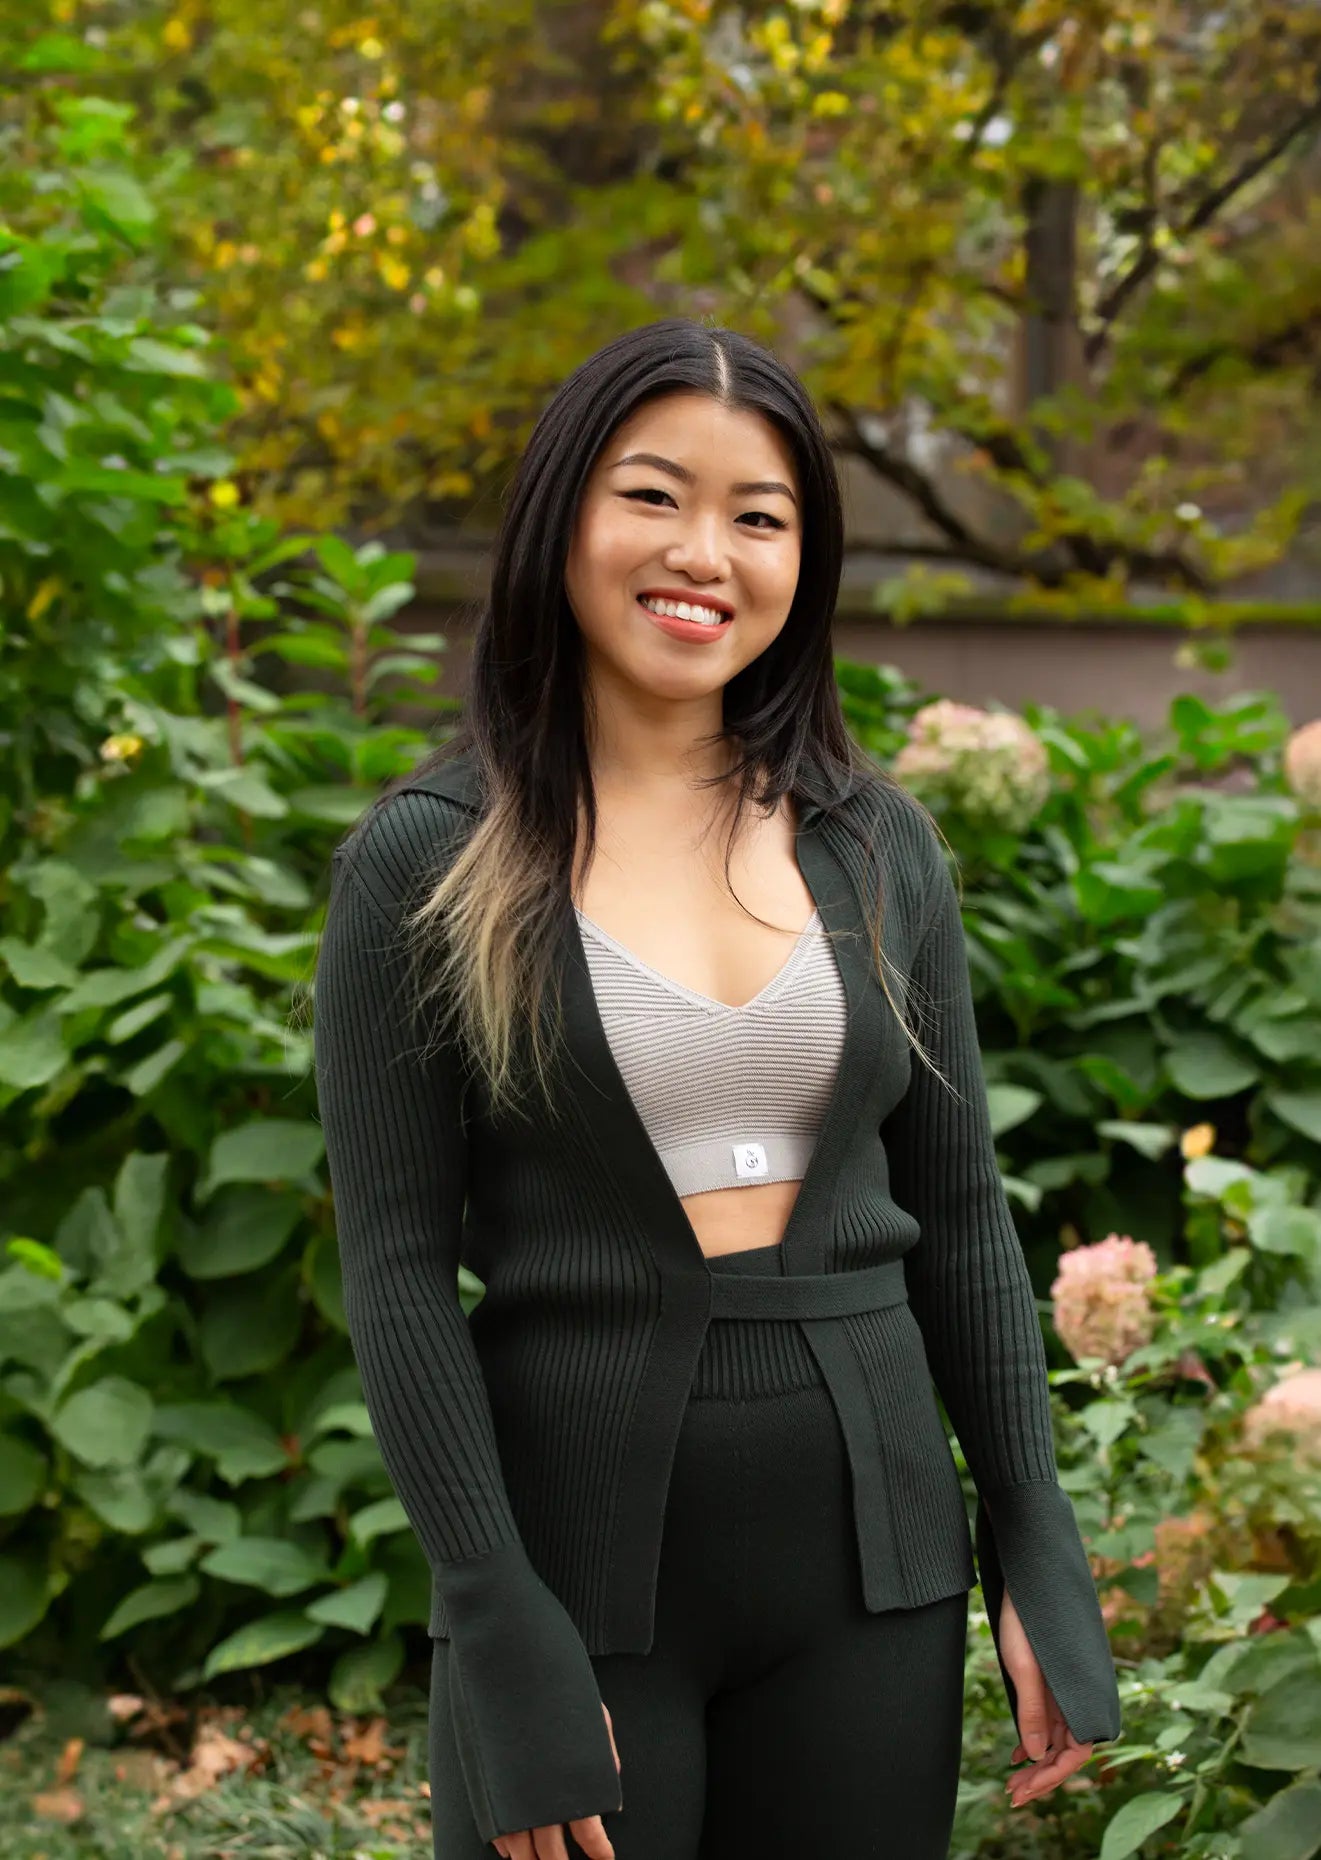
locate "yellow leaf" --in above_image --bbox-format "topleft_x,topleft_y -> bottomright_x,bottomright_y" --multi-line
27,577 -> 61,621
163,17 -> 192,51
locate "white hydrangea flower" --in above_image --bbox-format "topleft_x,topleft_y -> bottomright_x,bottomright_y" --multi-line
893,699 -> 1051,833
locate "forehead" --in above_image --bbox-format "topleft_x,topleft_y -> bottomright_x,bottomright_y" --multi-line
602,392 -> 795,475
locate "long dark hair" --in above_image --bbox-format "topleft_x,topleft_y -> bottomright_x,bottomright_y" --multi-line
341,316 -> 949,1122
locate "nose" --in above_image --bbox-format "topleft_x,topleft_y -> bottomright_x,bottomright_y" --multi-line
664,510 -> 730,583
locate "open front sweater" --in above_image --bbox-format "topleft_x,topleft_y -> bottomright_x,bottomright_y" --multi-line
311,746 -> 1122,1846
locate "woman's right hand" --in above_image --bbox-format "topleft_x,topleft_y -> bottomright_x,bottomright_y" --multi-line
491,1702 -> 621,1860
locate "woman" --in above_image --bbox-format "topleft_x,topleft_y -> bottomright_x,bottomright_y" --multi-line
312,317 -> 1121,1860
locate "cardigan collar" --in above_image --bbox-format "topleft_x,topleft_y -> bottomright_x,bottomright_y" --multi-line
396,743 -> 885,1281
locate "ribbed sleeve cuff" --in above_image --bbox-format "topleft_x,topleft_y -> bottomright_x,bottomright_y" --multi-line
438,1541 -> 623,1846
974,1480 -> 1122,1748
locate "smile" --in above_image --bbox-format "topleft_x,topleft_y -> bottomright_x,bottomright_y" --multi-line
637,594 -> 732,628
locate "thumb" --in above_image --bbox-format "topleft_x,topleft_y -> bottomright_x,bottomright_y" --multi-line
1014,1669 -> 1052,1760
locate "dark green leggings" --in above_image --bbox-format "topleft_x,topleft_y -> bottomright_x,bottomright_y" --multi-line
430,1242 -> 971,1858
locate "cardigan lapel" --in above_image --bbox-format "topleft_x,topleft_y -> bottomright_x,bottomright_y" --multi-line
398,748 -> 886,1280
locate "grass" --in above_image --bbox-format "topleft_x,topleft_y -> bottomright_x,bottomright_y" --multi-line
0,1665 -> 435,1860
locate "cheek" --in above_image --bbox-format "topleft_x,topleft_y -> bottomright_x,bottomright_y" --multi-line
751,538 -> 802,607
572,504 -> 634,577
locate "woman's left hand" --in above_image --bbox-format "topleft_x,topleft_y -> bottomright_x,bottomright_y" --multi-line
998,1588 -> 1094,1808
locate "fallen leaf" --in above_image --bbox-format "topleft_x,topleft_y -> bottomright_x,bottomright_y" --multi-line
360,1797 -> 420,1825
342,1718 -> 403,1766
279,1703 -> 335,1745
31,1787 -> 84,1824
150,1724 -> 265,1813
55,1738 -> 84,1784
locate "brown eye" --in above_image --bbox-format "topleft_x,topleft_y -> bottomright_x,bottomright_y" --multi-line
621,489 -> 788,530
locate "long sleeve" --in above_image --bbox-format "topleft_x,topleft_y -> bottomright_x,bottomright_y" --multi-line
881,835 -> 1122,1747
312,832 -> 622,1844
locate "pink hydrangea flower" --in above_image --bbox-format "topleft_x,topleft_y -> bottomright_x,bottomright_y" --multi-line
1283,719 -> 1321,809
893,699 -> 1050,833
1050,1232 -> 1159,1367
1241,1365 -> 1321,1462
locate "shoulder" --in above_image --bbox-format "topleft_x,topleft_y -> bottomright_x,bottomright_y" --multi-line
335,769 -> 479,924
829,769 -> 948,917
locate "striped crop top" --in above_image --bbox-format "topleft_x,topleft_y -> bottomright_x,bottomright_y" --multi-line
572,907 -> 849,1197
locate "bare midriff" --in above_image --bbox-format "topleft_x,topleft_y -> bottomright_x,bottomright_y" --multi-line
574,773 -> 813,1261
680,1178 -> 799,1258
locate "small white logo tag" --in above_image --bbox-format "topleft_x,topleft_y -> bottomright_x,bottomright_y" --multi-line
733,1141 -> 768,1180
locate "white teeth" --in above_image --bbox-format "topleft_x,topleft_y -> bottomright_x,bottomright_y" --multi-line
639,594 -> 729,626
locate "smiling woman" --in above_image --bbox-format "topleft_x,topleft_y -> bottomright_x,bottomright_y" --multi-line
313,315 -> 1121,1860
562,390 -> 824,1258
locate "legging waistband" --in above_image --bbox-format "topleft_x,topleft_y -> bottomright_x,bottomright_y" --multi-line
691,1242 -> 825,1402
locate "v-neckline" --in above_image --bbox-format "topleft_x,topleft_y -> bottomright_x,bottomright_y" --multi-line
572,904 -> 822,1015
558,804 -> 883,1279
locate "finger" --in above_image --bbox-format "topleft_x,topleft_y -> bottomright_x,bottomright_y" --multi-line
1008,1744 -> 1083,1804
1013,1675 -> 1053,1760
602,1703 -> 621,1773
531,1825 -> 569,1860
569,1815 -> 617,1859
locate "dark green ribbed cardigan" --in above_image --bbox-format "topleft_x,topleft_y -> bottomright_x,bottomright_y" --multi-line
312,747 -> 1121,1846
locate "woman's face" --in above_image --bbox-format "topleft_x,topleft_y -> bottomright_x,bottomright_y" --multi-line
564,391 -> 803,711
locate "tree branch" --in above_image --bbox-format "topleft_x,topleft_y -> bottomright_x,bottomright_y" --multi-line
1165,303 -> 1321,400
828,401 -> 1212,593
1085,94 -> 1321,364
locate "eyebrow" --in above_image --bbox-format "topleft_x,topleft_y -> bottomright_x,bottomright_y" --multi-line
608,451 -> 798,509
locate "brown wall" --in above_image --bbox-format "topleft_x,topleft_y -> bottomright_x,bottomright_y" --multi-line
399,597 -> 1321,735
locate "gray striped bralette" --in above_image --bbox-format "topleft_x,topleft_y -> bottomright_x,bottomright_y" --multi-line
573,907 -> 848,1198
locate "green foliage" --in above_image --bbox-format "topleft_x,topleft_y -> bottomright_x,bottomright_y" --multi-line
3,33 -> 1321,1860
0,83 -> 443,1714
11,2 -> 1321,610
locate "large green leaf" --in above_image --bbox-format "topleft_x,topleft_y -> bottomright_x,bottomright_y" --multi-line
51,1375 -> 153,1469
201,1610 -> 325,1679
984,1083 -> 1042,1137
177,1186 -> 302,1280
71,1464 -> 159,1533
1098,1791 -> 1185,1860
1163,1031 -> 1260,1099
0,1435 -> 47,1516
0,1554 -> 49,1650
1238,1779 -> 1321,1860
198,1118 -> 325,1201
304,1226 -> 347,1332
100,1575 -> 200,1641
328,1631 -> 404,1713
349,1497 -> 410,1548
198,1271 -> 303,1381
305,1572 -> 387,1634
200,1536 -> 331,1598
1242,1665 -> 1321,1772
1266,1090 -> 1321,1144
151,1402 -> 289,1483
0,1004 -> 66,1088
